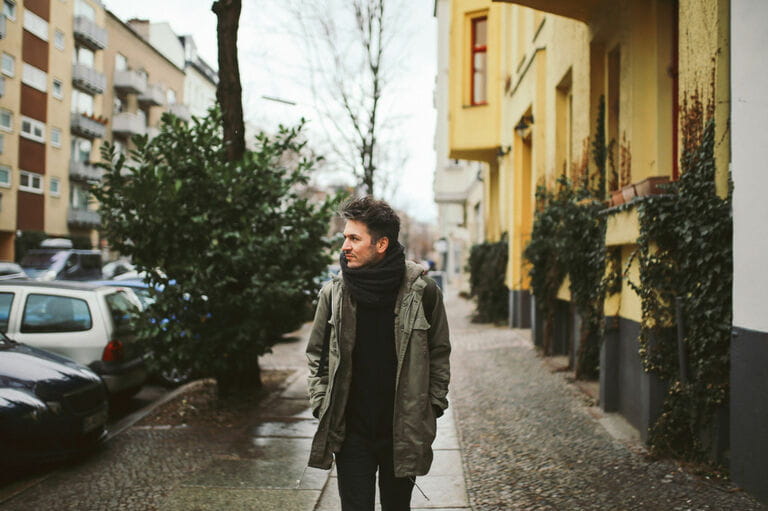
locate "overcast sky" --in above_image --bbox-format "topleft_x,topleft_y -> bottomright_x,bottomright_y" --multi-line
106,1 -> 438,223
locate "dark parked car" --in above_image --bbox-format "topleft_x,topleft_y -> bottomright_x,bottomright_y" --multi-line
0,334 -> 109,466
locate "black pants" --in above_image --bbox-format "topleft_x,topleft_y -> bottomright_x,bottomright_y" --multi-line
335,433 -> 414,511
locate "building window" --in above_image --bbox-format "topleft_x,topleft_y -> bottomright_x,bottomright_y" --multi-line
51,127 -> 62,147
470,16 -> 488,106
23,10 -> 49,42
70,182 -> 89,208
54,29 -> 65,50
75,0 -> 95,21
0,76 -> 4,97
52,78 -> 63,99
2,1 -> 16,22
71,89 -> 94,116
22,63 -> 47,93
19,170 -> 43,194
50,177 -> 60,197
71,136 -> 92,163
0,165 -> 10,187
20,116 -> 45,143
1,53 -> 14,77
166,88 -> 176,105
115,53 -> 127,72
0,109 -> 11,132
73,45 -> 95,68
0,133 -> 3,153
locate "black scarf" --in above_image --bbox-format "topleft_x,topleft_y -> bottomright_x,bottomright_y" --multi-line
340,242 -> 405,307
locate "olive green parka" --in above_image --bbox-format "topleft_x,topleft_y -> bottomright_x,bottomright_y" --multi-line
306,261 -> 451,478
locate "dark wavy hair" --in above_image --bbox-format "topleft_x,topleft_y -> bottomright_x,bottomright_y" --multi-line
339,196 -> 400,246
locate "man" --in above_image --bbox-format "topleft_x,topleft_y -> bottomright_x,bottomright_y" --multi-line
306,196 -> 451,511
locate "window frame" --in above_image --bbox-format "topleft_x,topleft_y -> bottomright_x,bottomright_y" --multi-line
2,0 -> 16,22
52,78 -> 63,99
20,116 -> 45,143
0,108 -> 12,132
0,165 -> 11,188
49,176 -> 61,197
54,29 -> 66,51
51,127 -> 62,148
19,170 -> 44,194
470,16 -> 488,106
1,53 -> 15,78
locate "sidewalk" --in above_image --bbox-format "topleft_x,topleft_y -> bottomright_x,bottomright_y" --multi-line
153,321 -> 470,511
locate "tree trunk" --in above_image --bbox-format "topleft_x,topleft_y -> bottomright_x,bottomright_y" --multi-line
212,0 -> 245,162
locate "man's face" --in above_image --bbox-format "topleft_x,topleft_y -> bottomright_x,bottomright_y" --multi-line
341,220 -> 388,269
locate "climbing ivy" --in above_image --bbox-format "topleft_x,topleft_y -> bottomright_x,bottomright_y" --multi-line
524,176 -> 606,378
466,234 -> 509,324
628,89 -> 731,461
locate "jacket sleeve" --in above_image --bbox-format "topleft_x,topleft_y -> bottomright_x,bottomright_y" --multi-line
306,282 -> 332,418
426,281 -> 451,413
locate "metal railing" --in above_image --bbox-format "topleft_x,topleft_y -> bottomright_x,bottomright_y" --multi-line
73,16 -> 108,50
72,64 -> 106,94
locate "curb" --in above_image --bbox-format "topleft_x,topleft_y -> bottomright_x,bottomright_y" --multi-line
106,378 -> 214,441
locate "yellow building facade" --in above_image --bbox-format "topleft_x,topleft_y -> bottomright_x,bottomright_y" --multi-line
445,0 -> 731,443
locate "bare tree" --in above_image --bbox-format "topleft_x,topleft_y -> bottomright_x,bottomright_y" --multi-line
212,0 -> 245,162
285,0 -> 409,198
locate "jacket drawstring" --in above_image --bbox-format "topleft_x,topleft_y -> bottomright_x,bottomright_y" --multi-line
410,476 -> 430,501
295,465 -> 309,489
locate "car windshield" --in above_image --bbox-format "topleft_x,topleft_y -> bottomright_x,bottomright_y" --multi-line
20,251 -> 69,277
105,290 -> 140,336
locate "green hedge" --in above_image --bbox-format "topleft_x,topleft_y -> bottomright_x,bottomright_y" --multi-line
466,234 -> 508,323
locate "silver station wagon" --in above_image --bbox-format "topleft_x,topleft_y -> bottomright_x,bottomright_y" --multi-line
0,281 -> 147,398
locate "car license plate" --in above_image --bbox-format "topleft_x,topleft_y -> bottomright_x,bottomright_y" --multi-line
83,409 -> 108,433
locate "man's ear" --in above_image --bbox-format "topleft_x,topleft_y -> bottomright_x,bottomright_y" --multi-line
376,236 -> 389,254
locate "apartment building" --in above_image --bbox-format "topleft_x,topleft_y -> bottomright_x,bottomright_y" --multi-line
0,1 -> 215,259
439,0 -> 768,503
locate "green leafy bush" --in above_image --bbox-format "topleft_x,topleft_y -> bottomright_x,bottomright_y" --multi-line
94,109 -> 340,394
466,235 -> 508,324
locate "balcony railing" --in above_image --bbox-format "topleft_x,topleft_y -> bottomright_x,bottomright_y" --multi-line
72,64 -> 106,95
68,208 -> 101,228
114,69 -> 147,95
138,83 -> 164,106
73,16 -> 108,51
167,103 -> 191,122
112,112 -> 146,137
70,113 -> 107,139
69,160 -> 103,183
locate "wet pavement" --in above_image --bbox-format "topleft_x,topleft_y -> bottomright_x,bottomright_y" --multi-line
1,288 -> 765,510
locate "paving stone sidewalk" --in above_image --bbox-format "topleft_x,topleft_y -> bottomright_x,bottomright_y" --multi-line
445,290 -> 766,511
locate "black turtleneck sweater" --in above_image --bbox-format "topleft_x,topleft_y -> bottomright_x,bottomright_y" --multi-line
345,299 -> 398,439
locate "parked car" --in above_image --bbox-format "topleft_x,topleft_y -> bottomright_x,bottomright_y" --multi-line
20,239 -> 102,282
102,260 -> 135,280
0,334 -> 108,466
0,261 -> 28,280
90,279 -> 190,387
0,281 -> 147,398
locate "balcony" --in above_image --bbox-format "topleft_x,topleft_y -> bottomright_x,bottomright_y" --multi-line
72,64 -> 106,95
146,126 -> 160,140
69,160 -> 103,183
138,83 -> 164,106
73,16 -> 108,51
68,208 -> 101,228
167,103 -> 191,122
113,69 -> 147,95
112,112 -> 146,137
71,112 -> 107,139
